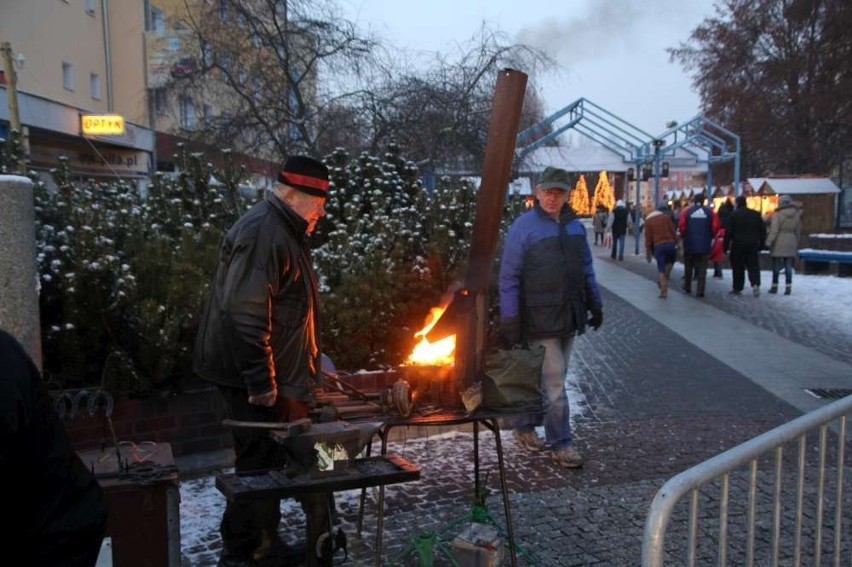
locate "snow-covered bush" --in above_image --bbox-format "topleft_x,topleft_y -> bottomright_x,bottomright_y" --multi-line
34,143 -> 509,392
34,150 -> 247,395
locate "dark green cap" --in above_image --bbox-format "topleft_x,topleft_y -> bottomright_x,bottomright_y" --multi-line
539,166 -> 572,191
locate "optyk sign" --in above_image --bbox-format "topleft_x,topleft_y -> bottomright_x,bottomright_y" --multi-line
81,114 -> 125,136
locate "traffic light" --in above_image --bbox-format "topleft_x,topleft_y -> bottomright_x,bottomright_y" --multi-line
661,161 -> 670,178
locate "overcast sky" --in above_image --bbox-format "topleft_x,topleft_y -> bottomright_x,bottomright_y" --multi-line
340,0 -> 718,135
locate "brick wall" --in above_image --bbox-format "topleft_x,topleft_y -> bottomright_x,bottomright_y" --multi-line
64,387 -> 232,457
62,370 -> 403,458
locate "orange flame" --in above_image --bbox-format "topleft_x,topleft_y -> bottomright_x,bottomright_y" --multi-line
407,306 -> 456,366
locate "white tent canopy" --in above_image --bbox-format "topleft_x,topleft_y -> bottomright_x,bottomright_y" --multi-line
522,145 -> 629,173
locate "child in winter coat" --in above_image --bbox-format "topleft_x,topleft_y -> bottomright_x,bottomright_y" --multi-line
709,227 -> 727,278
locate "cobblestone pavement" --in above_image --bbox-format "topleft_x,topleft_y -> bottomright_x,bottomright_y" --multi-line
180,245 -> 852,566
607,249 -> 852,367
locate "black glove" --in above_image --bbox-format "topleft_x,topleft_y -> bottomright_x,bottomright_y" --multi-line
499,316 -> 521,348
587,306 -> 603,331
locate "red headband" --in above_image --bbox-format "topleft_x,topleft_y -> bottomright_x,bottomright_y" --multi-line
281,172 -> 329,192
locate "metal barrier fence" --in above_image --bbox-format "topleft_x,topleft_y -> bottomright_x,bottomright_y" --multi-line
642,395 -> 852,567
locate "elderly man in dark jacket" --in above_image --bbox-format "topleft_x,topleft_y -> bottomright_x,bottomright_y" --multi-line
498,166 -> 603,469
194,155 -> 332,567
725,195 -> 767,296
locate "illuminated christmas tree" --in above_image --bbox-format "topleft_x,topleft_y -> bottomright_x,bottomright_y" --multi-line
591,170 -> 616,211
570,174 -> 590,215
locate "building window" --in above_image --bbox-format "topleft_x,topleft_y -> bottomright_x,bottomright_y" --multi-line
62,62 -> 74,90
153,88 -> 167,114
90,73 -> 101,100
203,103 -> 213,124
150,6 -> 165,32
85,0 -> 95,15
219,0 -> 229,21
179,96 -> 196,130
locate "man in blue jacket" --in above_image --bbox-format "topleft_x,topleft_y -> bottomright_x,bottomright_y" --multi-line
678,193 -> 719,298
498,166 -> 603,469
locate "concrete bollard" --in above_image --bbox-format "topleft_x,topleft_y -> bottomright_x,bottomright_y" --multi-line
0,174 -> 42,368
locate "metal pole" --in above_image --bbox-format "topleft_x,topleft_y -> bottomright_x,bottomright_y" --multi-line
654,149 -> 661,209
462,68 -> 527,387
1,41 -> 25,174
634,171 -> 641,255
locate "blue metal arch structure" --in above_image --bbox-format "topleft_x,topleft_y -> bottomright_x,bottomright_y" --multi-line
515,99 -> 741,253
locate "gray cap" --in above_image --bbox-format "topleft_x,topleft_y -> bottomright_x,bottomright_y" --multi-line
538,167 -> 573,191
779,194 -> 793,206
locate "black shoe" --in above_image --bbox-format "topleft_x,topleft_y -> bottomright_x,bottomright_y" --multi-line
696,293 -> 704,298
682,287 -> 691,294
728,289 -> 742,295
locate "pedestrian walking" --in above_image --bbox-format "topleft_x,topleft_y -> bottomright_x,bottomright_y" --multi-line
766,194 -> 801,295
498,166 -> 604,469
678,193 -> 719,298
194,155 -> 335,567
606,199 -> 630,260
644,204 -> 678,298
592,205 -> 608,246
725,195 -> 766,297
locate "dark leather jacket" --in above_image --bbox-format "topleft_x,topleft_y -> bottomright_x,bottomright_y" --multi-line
193,193 -> 321,401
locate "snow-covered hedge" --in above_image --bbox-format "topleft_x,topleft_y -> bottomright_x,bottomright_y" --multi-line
33,144 -> 517,393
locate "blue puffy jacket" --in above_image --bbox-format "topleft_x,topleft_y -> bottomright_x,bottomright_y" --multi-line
499,203 -> 602,339
678,204 -> 717,254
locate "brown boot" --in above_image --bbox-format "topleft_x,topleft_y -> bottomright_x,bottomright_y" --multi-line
784,284 -> 791,295
768,284 -> 778,294
658,273 -> 667,298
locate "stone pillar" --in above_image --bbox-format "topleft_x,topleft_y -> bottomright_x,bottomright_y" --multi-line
0,174 -> 42,368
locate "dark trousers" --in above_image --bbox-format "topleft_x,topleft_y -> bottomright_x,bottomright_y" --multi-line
730,241 -> 761,291
610,232 -> 626,260
217,386 -> 333,565
682,253 -> 708,295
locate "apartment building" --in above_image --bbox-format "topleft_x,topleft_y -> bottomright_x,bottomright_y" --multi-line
0,0 -> 154,190
145,0 -> 280,186
1,0 -> 301,190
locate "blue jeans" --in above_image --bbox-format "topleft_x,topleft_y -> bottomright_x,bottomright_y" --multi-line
772,257 -> 794,285
513,336 -> 575,448
611,233 -> 626,260
653,242 -> 677,273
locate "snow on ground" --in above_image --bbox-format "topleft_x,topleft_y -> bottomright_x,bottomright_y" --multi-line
179,264 -> 852,563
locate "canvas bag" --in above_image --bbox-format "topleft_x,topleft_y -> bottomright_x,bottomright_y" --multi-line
481,345 -> 544,411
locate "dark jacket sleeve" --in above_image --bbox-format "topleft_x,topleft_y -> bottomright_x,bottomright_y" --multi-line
0,330 -> 108,565
221,237 -> 279,396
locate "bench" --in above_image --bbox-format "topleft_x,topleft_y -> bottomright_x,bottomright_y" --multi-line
797,249 -> 852,277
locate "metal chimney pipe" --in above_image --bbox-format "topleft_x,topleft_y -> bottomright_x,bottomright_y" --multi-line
456,68 -> 528,387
